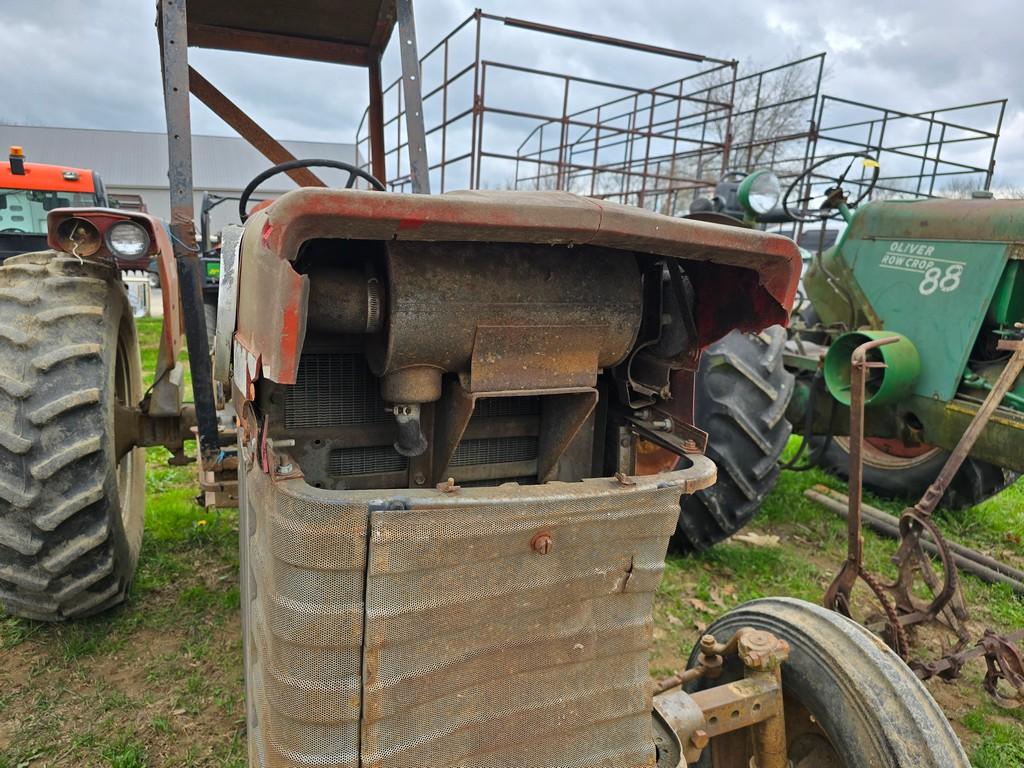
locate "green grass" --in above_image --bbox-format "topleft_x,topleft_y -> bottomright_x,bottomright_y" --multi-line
651,438 -> 1024,763
1,320 -> 1022,766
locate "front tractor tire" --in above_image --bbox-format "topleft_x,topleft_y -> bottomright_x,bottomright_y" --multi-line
687,598 -> 969,767
0,252 -> 144,621
673,328 -> 794,552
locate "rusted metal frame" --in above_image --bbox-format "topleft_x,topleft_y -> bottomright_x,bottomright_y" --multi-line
636,92 -> 657,207
492,149 -> 711,190
806,486 -> 1024,593
915,112 -> 936,196
396,0 -> 430,193
819,95 -> 1005,139
744,72 -> 764,171
537,392 -> 598,481
187,66 -> 326,189
513,112 -> 721,172
913,629 -> 1024,708
115,403 -> 198,462
686,677 -> 782,738
791,53 -> 824,239
821,133 -> 990,175
431,384 -> 595,484
470,10 -> 483,189
490,13 -> 732,64
927,123 -> 947,197
822,337 -> 900,618
556,76 -> 571,190
474,61 -> 489,189
623,94 -> 639,201
367,55 -> 388,183
440,39 -> 449,192
158,0 -> 220,465
185,21 -> 370,66
654,628 -> 790,766
720,61 -> 738,174
986,100 -> 1006,188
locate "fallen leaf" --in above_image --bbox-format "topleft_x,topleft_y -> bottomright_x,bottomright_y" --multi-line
734,532 -> 780,548
709,586 -> 725,609
666,613 -> 682,626
693,620 -> 707,633
686,597 -> 708,612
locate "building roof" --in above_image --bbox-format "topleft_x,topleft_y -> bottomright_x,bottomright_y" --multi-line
0,124 -> 359,191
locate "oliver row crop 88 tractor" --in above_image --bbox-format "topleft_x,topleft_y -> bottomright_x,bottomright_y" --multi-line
0,1 -> 983,766
671,155 -> 1023,551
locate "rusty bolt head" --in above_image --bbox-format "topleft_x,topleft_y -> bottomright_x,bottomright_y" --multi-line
531,532 -> 553,555
689,729 -> 709,750
738,629 -> 790,670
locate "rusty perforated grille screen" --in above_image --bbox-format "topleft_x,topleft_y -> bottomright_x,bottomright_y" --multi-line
244,468 -> 682,767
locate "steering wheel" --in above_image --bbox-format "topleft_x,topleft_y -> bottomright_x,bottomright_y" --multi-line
783,152 -> 880,222
0,227 -> 26,234
239,159 -> 386,222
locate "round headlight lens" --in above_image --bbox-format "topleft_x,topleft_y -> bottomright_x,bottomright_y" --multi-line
738,170 -> 782,215
106,221 -> 150,258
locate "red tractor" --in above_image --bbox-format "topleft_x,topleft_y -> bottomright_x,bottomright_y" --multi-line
0,146 -> 109,262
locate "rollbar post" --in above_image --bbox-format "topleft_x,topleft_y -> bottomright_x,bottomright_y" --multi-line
396,0 -> 431,193
159,0 -> 220,464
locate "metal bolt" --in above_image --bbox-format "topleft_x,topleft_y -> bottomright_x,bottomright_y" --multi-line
689,729 -> 709,749
652,418 -> 673,432
738,629 -> 790,670
277,463 -> 294,474
531,532 -> 553,554
413,472 -> 426,486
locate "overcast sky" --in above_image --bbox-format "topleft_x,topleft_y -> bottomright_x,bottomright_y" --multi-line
1,1 -> 1020,189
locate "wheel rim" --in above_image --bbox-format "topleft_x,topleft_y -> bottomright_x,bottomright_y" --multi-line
114,333 -> 135,526
832,435 -> 941,469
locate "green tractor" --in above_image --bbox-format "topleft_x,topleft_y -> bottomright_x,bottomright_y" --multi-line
670,154 -> 1022,550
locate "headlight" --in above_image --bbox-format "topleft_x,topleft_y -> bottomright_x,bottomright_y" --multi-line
738,170 -> 782,216
105,221 -> 151,258
55,217 -> 102,257
105,221 -> 149,260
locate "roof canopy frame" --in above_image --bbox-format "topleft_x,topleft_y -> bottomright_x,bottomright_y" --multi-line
156,0 -> 430,463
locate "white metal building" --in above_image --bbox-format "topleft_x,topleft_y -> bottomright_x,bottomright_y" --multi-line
0,123 -> 360,234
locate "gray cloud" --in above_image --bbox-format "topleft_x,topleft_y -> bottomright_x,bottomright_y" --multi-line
1,0 -> 1019,185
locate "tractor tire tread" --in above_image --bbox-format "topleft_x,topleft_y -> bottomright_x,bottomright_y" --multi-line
0,252 -> 143,621
674,327 -> 794,552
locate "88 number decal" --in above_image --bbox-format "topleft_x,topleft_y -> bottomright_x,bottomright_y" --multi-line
919,264 -> 963,296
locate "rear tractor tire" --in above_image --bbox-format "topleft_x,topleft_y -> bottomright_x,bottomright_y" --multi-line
686,597 -> 970,767
672,327 -> 794,552
812,436 -> 1018,510
0,252 -> 145,621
